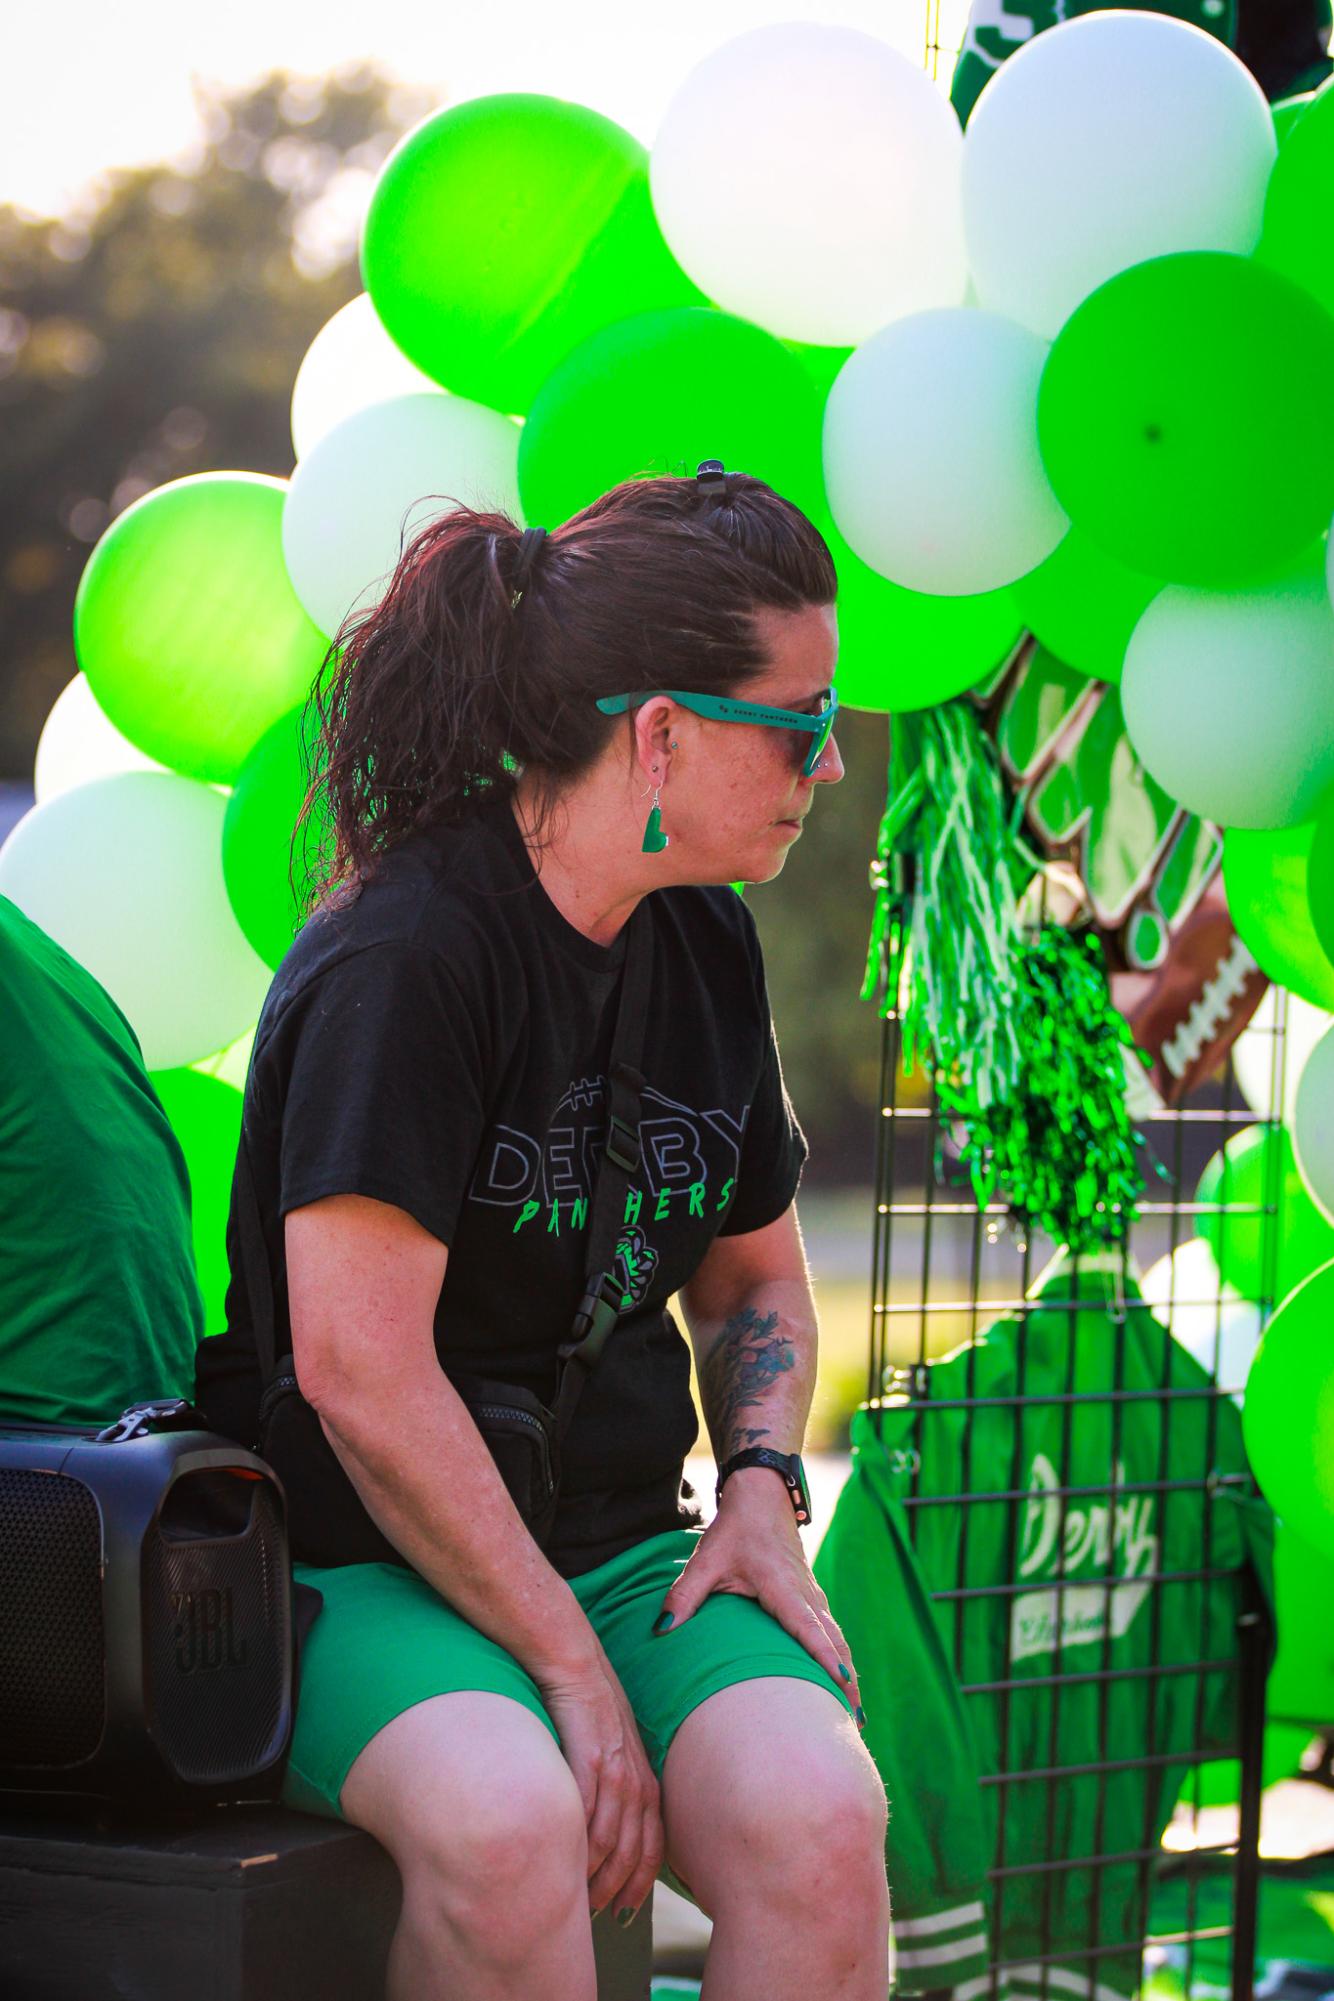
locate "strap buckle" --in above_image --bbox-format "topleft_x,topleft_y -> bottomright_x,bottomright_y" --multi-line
560,1271 -> 627,1370
95,1398 -> 199,1444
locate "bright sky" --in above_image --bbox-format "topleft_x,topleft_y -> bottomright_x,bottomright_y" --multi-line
2,0 -> 969,218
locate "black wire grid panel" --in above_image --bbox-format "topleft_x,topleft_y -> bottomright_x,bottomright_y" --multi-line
862,985 -> 1288,2001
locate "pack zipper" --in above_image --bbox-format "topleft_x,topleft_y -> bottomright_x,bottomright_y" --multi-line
474,1404 -> 546,1435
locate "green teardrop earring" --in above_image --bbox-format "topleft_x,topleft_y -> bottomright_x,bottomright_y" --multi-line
641,746 -> 675,854
642,782 -> 668,853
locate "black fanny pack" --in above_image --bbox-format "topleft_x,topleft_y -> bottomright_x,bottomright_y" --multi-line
233,901 -> 654,1569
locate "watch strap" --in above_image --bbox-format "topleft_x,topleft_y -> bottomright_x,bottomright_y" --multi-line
715,1447 -> 812,1526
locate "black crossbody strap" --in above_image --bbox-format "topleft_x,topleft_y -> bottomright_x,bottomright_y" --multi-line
550,901 -> 655,1447
234,1123 -> 279,1391
237,897 -> 656,1428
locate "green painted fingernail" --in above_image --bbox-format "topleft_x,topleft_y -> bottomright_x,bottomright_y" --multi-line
653,1611 -> 675,1635
617,1908 -> 635,1927
856,1704 -> 867,1726
838,1664 -> 852,1682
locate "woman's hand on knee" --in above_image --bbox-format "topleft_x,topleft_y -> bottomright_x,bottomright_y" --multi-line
654,1490 -> 864,1719
536,1652 -> 664,1927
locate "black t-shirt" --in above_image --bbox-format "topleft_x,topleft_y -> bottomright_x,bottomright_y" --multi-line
205,790 -> 808,1578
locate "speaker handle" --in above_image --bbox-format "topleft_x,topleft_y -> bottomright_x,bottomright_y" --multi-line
96,1398 -> 210,1444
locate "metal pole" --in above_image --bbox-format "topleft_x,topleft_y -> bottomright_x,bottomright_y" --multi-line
1231,1607 -> 1268,2001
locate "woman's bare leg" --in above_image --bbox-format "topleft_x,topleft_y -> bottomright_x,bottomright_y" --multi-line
660,1678 -> 891,2001
339,1690 -> 596,2001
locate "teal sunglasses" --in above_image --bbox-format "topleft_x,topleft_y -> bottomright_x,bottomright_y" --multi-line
596,686 -> 840,777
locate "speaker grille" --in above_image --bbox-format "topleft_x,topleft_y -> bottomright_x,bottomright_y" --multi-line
144,1478 -> 289,1784
0,1469 -> 105,1767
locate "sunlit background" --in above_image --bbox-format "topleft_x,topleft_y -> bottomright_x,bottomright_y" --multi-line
4,22 -> 1334,1996
3,0 -> 1310,1454
1,0 -> 988,1232
1,0 -> 972,227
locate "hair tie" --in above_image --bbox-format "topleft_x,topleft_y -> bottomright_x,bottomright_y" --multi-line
696,459 -> 745,514
510,526 -> 549,610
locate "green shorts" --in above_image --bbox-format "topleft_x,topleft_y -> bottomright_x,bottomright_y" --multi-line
284,1527 -> 852,1824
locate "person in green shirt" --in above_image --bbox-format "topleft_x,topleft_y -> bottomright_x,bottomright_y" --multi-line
0,894 -> 203,1425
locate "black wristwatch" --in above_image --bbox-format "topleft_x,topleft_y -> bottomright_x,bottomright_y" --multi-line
715,1448 -> 812,1527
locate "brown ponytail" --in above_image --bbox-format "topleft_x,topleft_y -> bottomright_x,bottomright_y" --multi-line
299,469 -> 837,905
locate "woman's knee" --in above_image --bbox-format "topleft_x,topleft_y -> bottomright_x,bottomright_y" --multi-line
410,1773 -> 588,1955
710,1753 -> 887,1936
664,1682 -> 887,1912
738,1737 -> 887,1885
342,1691 -> 588,1931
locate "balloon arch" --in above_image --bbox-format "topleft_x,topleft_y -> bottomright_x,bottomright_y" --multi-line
5,10 -> 1334,1553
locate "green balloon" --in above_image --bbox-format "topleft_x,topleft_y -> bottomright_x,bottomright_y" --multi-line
1197,1124 -> 1334,1304
74,474 -> 329,786
1224,819 -> 1334,1011
781,337 -> 855,406
148,1067 -> 244,1337
1192,1516 -> 1334,1802
223,708 -> 330,971
1243,1258 -> 1334,1562
362,95 -> 706,417
1269,1520 -> 1334,1727
1259,77 -> 1334,321
517,307 -> 826,530
1303,793 -> 1334,971
1036,252 -> 1334,586
1012,529 -> 1161,683
825,521 -> 1023,714
1272,91 -> 1317,148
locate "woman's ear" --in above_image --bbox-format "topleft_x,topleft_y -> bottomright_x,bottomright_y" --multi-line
634,698 -> 678,783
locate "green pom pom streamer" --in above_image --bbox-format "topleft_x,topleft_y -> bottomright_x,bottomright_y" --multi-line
940,927 -> 1145,1251
862,701 -> 1146,1251
862,700 -> 1033,1110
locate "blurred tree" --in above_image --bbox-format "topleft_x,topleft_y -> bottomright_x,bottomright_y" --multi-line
0,63 -> 435,778
0,62 -> 893,1182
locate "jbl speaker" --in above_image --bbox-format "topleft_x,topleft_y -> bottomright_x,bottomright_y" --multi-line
0,1400 -> 294,1805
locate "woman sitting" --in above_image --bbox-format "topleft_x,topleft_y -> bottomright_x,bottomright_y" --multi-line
196,464 -> 889,2000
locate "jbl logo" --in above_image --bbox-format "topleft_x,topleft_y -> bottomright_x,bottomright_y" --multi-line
172,1587 -> 249,1673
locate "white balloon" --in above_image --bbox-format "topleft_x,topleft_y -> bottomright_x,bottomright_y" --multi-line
1293,1024 -> 1334,1221
1231,987 -> 1333,1121
1122,566 -> 1334,829
963,11 -> 1275,338
0,774 -> 271,1069
34,674 -> 167,802
823,308 -> 1067,595
193,1024 -> 256,1092
1141,1238 -> 1263,1402
650,22 -> 967,346
282,393 -> 523,639
291,294 -> 442,462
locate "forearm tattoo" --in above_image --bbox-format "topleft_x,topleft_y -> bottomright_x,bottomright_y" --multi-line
699,1306 -> 796,1459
